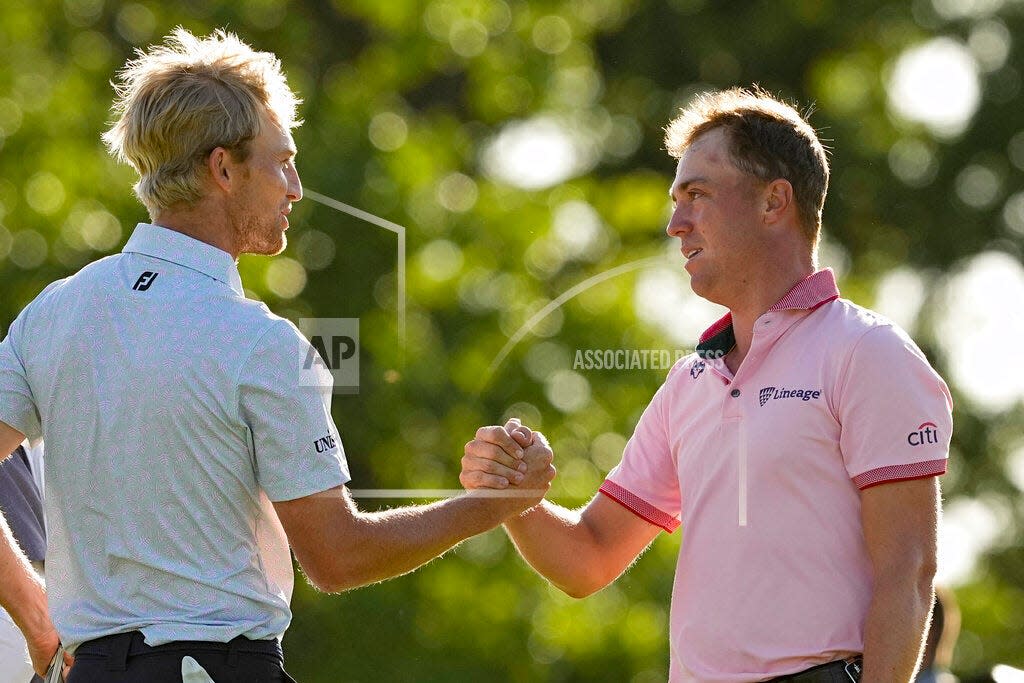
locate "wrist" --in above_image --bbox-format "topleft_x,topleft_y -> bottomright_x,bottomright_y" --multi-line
504,499 -> 546,526
14,585 -> 51,641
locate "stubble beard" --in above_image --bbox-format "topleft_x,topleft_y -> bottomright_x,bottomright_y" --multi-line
235,209 -> 286,256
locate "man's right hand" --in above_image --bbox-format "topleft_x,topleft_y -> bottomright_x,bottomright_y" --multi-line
25,617 -> 71,677
461,419 -> 555,514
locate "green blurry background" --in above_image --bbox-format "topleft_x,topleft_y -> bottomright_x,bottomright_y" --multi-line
2,0 -> 1023,680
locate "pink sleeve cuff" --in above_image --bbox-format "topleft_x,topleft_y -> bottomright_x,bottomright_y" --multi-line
853,458 -> 947,490
599,480 -> 680,533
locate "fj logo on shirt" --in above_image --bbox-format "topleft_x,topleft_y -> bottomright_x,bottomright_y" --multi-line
758,386 -> 823,407
907,422 -> 940,446
132,271 -> 159,291
314,434 -> 337,453
690,361 -> 705,379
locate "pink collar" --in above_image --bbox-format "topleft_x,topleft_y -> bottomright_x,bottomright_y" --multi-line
697,269 -> 840,356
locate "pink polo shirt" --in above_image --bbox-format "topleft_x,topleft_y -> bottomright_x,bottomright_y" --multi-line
599,269 -> 952,682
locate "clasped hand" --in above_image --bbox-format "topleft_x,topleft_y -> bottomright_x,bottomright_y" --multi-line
461,418 -> 555,515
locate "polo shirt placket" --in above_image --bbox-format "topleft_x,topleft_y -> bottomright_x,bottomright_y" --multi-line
694,274 -> 840,527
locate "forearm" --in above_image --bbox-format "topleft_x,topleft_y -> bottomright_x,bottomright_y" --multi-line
861,572 -> 934,682
504,501 -> 609,598
325,494 -> 515,591
0,513 -> 50,644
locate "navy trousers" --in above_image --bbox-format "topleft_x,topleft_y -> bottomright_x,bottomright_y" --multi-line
65,631 -> 297,682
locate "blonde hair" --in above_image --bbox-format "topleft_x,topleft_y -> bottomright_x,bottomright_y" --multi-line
103,28 -> 301,215
664,87 -> 829,244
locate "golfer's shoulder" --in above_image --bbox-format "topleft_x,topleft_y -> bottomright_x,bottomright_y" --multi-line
818,297 -> 913,346
822,298 -> 928,369
233,305 -> 313,362
11,255 -> 115,323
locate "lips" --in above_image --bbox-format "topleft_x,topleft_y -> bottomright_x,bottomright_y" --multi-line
683,248 -> 703,260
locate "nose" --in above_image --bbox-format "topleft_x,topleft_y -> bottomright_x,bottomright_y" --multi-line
665,203 -> 690,238
287,165 -> 303,202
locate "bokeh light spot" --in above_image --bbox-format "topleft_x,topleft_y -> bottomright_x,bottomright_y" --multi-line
887,38 -> 980,138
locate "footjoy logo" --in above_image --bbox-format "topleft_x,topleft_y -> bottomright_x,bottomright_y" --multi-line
132,271 -> 159,291
690,360 -> 705,379
907,422 -> 940,446
758,386 -> 822,407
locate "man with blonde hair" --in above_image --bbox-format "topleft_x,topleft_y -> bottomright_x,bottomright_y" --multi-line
0,28 -> 552,681
464,87 -> 951,682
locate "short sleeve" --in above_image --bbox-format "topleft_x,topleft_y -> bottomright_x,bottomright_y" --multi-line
238,319 -> 350,501
837,325 -> 952,490
599,363 -> 684,533
0,311 -> 41,441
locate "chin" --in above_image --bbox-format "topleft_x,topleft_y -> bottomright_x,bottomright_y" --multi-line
687,274 -> 727,307
246,232 -> 287,256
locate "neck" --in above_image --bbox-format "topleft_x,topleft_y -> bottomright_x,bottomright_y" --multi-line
152,200 -> 238,259
724,247 -> 815,369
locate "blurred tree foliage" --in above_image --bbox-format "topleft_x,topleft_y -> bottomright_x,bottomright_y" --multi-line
1,0 -> 1023,680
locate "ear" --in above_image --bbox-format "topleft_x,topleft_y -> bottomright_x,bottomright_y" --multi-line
762,178 -> 794,225
207,147 -> 235,194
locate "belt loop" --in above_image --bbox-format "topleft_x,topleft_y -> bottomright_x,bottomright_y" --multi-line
105,632 -> 134,672
226,636 -> 241,668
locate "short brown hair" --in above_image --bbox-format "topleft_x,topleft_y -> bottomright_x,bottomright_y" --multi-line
664,87 -> 829,244
103,28 -> 301,216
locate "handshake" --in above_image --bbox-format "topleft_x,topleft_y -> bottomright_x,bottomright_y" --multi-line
460,418 -> 557,516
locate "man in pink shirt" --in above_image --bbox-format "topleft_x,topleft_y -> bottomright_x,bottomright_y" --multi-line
462,87 -> 952,682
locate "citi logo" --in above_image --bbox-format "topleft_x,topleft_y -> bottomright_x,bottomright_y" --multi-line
758,386 -> 822,407
907,422 -> 940,447
314,434 -> 337,453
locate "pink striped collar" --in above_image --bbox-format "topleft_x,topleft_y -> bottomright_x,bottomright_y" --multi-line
697,269 -> 840,353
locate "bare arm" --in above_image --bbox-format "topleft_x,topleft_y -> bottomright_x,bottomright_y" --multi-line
274,428 -> 554,593
502,495 -> 661,598
0,420 -> 63,676
860,477 -> 939,682
462,422 -> 661,598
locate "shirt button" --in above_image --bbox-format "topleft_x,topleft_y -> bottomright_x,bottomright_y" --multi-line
730,389 -> 741,397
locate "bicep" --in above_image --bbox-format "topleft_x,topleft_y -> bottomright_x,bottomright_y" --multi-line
860,477 -> 939,574
580,493 -> 664,576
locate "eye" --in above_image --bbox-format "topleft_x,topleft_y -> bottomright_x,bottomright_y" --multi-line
687,190 -> 704,200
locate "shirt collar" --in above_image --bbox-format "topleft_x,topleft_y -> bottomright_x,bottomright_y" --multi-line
695,268 -> 840,359
122,223 -> 244,296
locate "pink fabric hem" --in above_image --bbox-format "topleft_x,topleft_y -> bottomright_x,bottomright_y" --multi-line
599,480 -> 680,532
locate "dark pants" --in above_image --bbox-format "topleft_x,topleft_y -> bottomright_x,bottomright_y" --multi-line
766,657 -> 862,682
66,631 -> 297,683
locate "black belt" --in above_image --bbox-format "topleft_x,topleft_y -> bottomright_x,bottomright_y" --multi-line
76,631 -> 282,672
766,656 -> 863,682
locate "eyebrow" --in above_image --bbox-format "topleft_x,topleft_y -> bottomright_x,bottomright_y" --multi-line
670,176 -> 710,199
